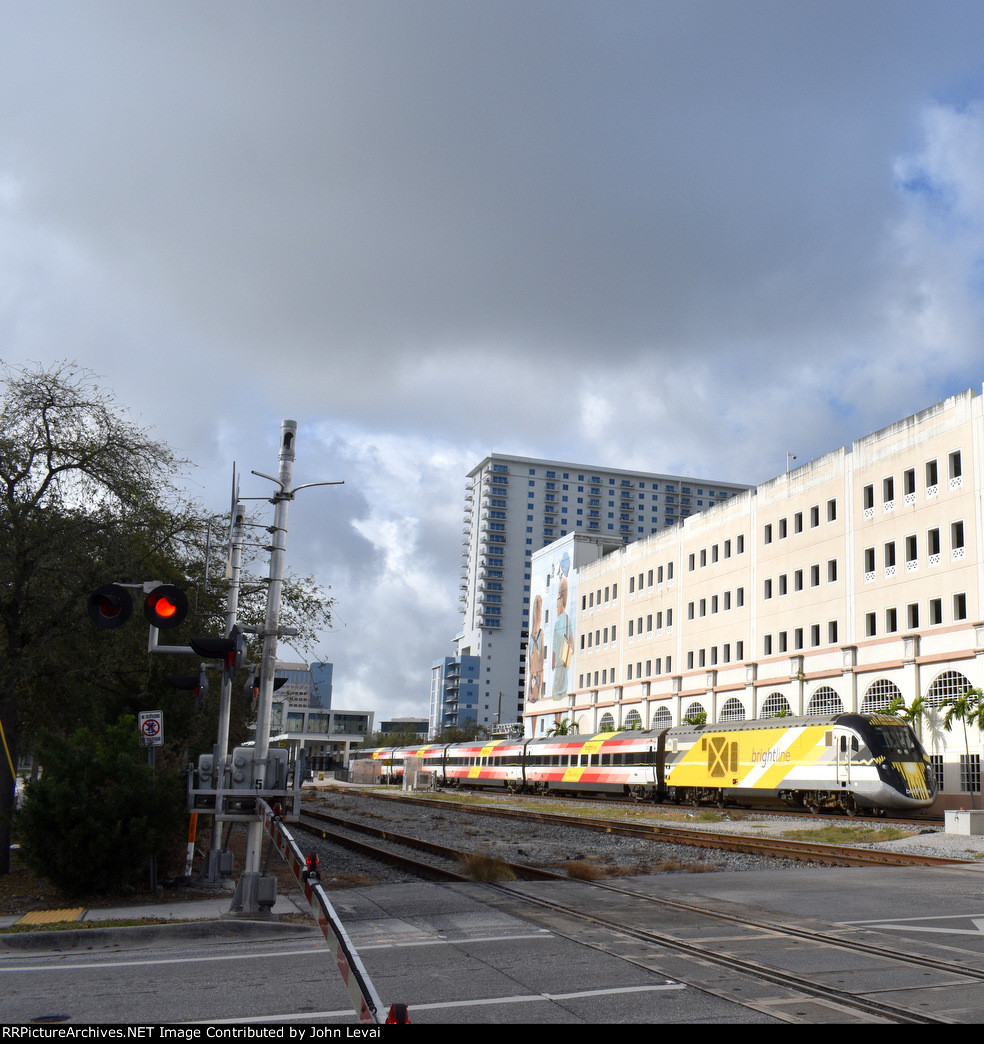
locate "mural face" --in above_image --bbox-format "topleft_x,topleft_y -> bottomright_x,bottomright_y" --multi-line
528,541 -> 576,705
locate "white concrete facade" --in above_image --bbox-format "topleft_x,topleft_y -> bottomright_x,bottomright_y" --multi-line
525,388 -> 984,808
455,453 -> 751,730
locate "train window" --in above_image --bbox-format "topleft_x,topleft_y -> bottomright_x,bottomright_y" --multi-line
871,725 -> 919,757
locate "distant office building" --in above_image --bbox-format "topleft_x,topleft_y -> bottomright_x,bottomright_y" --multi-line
273,661 -> 333,709
453,454 -> 750,730
380,718 -> 429,739
430,653 -> 480,736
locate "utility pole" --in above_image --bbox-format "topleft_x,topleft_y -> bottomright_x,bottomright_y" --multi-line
230,421 -> 341,915
200,500 -> 246,883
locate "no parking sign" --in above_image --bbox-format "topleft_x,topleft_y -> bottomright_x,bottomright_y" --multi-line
138,711 -> 164,747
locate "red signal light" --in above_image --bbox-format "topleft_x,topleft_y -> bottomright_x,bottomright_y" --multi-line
144,585 -> 188,630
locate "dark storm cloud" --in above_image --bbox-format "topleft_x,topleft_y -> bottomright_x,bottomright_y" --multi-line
4,2 -> 984,716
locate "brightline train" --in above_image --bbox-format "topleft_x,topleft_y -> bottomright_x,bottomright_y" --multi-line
352,713 -> 937,815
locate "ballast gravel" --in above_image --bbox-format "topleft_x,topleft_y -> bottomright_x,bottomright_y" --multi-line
297,786 -> 983,888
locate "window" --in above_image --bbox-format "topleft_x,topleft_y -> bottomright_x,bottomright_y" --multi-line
794,511 -> 803,533
810,506 -> 820,528
950,450 -> 963,482
865,612 -> 877,637
828,620 -> 838,644
764,579 -> 772,599
883,477 -> 894,506
886,607 -> 898,633
827,559 -> 838,582
763,634 -> 772,656
926,459 -> 939,489
930,598 -> 942,625
954,593 -> 968,620
961,754 -> 980,794
863,484 -> 874,511
907,603 -> 919,629
904,468 -> 915,497
905,534 -> 917,567
764,523 -> 773,545
952,521 -> 965,557
811,564 -> 820,587
928,527 -> 941,558
827,498 -> 837,522
864,547 -> 875,574
794,569 -> 804,591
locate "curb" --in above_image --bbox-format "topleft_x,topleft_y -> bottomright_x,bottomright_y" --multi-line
0,917 -> 319,952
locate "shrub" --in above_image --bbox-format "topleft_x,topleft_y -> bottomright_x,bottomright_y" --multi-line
14,716 -> 186,897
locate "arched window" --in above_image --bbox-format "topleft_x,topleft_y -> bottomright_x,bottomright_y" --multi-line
599,712 -> 616,731
759,692 -> 792,718
719,697 -> 746,721
650,706 -> 672,730
807,686 -> 843,715
861,678 -> 902,713
926,670 -> 973,708
683,700 -> 706,724
623,709 -> 643,730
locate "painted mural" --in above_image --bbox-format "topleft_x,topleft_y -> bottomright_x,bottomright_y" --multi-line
527,538 -> 576,704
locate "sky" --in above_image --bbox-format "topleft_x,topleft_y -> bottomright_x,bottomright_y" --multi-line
4,1 -> 984,723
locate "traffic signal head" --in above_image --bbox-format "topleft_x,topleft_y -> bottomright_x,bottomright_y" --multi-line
144,584 -> 189,630
87,584 -> 133,629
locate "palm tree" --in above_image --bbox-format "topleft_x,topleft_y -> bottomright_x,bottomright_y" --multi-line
548,717 -> 579,736
941,687 -> 984,808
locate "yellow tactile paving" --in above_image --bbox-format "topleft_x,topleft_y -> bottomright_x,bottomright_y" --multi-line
15,908 -> 84,926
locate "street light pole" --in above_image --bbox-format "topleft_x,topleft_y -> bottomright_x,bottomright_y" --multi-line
229,421 -> 342,915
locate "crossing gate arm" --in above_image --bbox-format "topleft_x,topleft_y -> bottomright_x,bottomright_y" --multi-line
257,799 -> 409,1025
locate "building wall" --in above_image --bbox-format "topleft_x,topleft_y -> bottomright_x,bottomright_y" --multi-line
455,453 -> 751,731
524,388 -> 984,806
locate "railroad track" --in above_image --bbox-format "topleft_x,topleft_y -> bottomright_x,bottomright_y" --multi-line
312,788 -> 961,869
294,803 -> 979,1024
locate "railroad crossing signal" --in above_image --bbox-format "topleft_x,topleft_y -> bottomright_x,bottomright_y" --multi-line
87,584 -> 133,630
144,584 -> 189,630
191,625 -> 246,674
88,582 -> 189,631
167,667 -> 210,709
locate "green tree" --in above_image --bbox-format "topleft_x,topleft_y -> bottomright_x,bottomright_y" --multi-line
0,360 -> 335,875
0,360 -> 196,873
15,716 -> 186,896
548,717 -> 579,736
941,687 -> 984,808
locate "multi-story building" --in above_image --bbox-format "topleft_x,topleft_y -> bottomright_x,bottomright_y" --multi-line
429,653 -> 480,735
273,661 -> 333,709
454,454 -> 751,731
524,387 -> 984,808
269,700 -> 372,772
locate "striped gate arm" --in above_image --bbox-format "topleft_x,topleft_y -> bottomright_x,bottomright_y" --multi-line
257,799 -> 408,1024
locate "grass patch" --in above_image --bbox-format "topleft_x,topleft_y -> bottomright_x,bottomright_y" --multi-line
458,853 -> 517,883
781,825 -> 913,844
564,860 -> 606,881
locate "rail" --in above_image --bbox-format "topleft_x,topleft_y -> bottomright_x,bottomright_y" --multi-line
256,799 -> 409,1025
